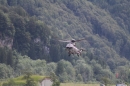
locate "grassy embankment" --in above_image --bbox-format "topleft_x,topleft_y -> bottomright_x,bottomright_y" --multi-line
0,75 -> 46,86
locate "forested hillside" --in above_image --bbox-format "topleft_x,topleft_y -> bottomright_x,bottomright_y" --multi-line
0,0 -> 130,84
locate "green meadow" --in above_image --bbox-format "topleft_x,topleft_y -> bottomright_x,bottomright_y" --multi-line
0,75 -> 46,86
61,83 -> 115,86
61,83 -> 98,86
0,75 -> 116,86
61,83 -> 100,86
12,75 -> 46,84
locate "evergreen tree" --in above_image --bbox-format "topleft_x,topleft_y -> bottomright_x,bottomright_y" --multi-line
23,71 -> 36,86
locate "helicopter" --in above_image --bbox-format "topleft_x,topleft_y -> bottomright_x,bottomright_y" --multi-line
59,38 -> 85,56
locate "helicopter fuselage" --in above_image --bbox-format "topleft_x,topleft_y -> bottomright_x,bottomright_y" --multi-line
66,43 -> 83,56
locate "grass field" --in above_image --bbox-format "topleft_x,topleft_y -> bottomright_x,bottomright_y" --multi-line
0,75 -> 116,86
60,83 -> 130,86
61,83 -> 116,86
0,75 -> 47,86
61,83 -> 100,86
13,75 -> 46,82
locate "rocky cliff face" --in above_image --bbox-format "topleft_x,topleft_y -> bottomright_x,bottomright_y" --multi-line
0,37 -> 13,49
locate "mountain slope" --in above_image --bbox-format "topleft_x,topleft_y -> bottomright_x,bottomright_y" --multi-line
1,0 -> 130,83
1,0 -> 130,69
19,0 -> 130,60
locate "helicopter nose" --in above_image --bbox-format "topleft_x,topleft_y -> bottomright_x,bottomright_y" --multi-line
71,39 -> 76,42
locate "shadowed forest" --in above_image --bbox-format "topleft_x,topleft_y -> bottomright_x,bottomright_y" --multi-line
0,0 -> 130,85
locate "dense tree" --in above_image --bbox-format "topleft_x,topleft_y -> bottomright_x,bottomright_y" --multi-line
56,60 -> 75,82
50,72 -> 60,86
75,60 -> 93,82
0,63 -> 14,79
115,66 -> 129,82
0,9 -> 15,37
1,0 -> 130,84
0,47 -> 14,66
0,0 -> 7,5
46,62 -> 57,75
23,71 -> 36,86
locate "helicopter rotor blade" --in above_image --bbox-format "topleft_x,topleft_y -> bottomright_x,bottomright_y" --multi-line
58,40 -> 71,43
58,38 -> 85,43
75,38 -> 86,42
